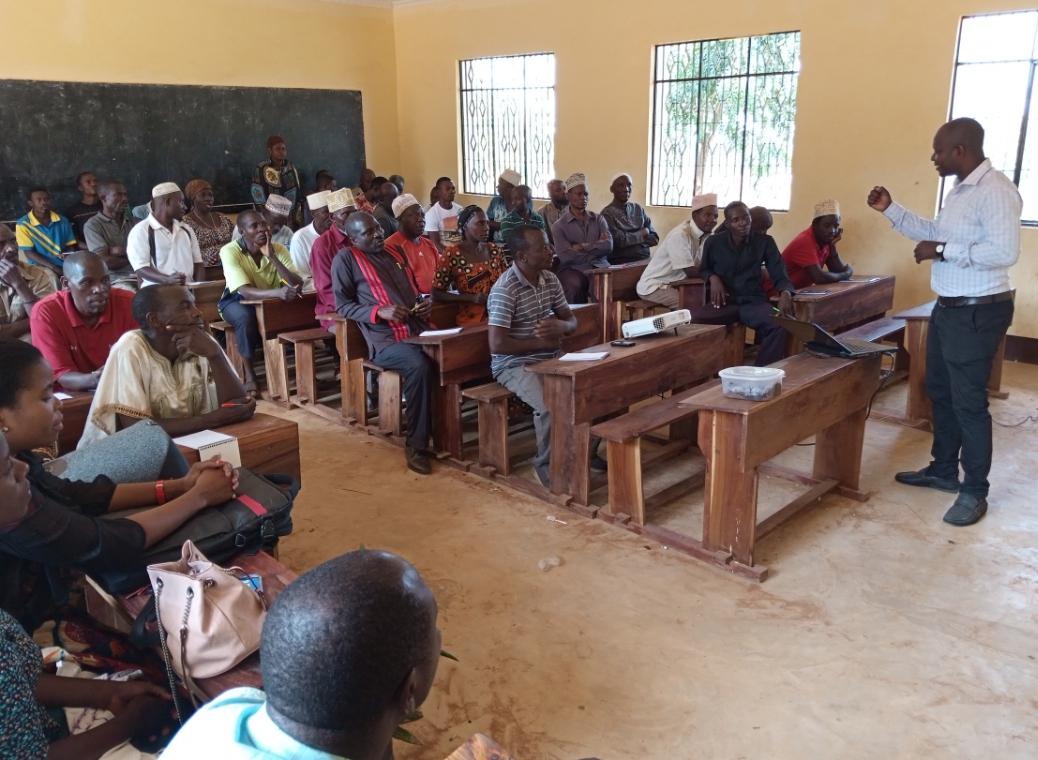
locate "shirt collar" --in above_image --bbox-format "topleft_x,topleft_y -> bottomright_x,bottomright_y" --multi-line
511,263 -> 544,289
689,219 -> 705,239
245,704 -> 346,759
61,289 -> 113,328
147,213 -> 183,234
957,158 -> 993,187
28,211 -> 60,227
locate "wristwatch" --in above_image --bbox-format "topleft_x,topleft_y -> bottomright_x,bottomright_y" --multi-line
935,243 -> 945,260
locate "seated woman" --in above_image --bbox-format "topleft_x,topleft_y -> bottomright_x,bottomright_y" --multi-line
218,210 -> 303,393
431,205 -> 509,326
0,340 -> 237,634
180,179 -> 234,269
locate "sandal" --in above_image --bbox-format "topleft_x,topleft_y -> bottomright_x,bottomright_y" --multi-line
244,379 -> 259,397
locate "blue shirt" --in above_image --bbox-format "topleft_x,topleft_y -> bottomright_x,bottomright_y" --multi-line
16,212 -> 76,267
161,687 -> 347,759
486,195 -> 509,242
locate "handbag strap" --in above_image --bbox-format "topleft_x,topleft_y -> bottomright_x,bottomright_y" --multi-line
154,578 -> 199,723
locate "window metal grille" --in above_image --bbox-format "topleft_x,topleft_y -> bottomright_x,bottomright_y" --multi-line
650,32 -> 800,209
459,53 -> 555,199
947,10 -> 1038,222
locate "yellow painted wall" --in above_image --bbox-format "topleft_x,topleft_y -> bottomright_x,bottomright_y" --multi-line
393,0 -> 1038,338
0,0 -> 400,184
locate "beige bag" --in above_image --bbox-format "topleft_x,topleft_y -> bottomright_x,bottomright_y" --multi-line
148,541 -> 266,691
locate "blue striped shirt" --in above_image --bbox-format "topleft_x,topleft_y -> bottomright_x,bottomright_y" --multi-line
487,264 -> 567,374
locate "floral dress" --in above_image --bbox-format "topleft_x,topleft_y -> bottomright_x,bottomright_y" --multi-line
433,243 -> 509,325
182,213 -> 234,266
0,609 -> 63,759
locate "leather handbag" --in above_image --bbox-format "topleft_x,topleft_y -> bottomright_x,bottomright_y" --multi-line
148,540 -> 266,709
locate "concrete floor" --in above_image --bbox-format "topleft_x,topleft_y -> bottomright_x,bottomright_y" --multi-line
264,361 -> 1038,760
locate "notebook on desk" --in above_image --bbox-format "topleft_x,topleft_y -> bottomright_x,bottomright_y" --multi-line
775,316 -> 897,358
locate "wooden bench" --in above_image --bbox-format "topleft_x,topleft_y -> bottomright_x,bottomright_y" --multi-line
240,293 -> 320,404
278,327 -> 335,406
186,279 -> 226,326
207,320 -> 246,379
588,262 -> 660,342
176,412 -> 302,484
57,391 -> 94,455
590,381 -> 719,525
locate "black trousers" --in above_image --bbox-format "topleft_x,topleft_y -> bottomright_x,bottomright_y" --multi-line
557,268 -> 592,304
689,301 -> 786,366
218,295 -> 261,359
373,342 -> 434,451
926,299 -> 1013,499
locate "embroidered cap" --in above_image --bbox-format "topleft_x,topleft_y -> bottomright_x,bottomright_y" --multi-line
392,193 -> 421,218
326,188 -> 356,213
690,193 -> 718,212
813,199 -> 840,219
499,168 -> 522,187
307,191 -> 331,211
152,182 -> 180,198
565,173 -> 588,192
264,195 -> 293,217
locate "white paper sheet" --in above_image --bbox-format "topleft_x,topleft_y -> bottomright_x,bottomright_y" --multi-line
559,352 -> 609,361
54,392 -> 73,400
172,430 -> 236,449
420,328 -> 463,337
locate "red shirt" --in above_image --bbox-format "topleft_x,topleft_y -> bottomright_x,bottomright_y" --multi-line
311,225 -> 348,330
781,227 -> 831,290
30,289 -> 136,385
384,232 -> 441,294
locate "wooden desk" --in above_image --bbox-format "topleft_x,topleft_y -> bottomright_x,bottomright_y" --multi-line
241,293 -> 319,403
92,551 -> 296,701
673,277 -> 707,310
527,324 -> 726,506
683,353 -> 882,574
587,262 -> 649,342
186,280 -> 226,326
57,392 -> 93,455
406,304 -> 600,460
177,413 -> 301,484
785,276 -> 896,353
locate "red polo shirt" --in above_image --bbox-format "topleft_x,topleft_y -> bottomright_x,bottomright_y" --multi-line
310,225 -> 348,330
384,232 -> 441,294
30,289 -> 137,385
781,227 -> 831,290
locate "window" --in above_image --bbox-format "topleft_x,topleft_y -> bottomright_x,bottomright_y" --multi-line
949,11 -> 1038,222
650,32 -> 801,209
459,53 -> 555,198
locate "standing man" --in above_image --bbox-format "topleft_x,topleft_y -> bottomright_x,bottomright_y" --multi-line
16,187 -> 78,276
778,199 -> 853,289
552,173 -> 612,304
536,179 -> 568,244
126,183 -> 205,287
290,190 -> 332,291
637,193 -> 718,308
0,223 -> 56,341
83,179 -> 139,290
869,117 -> 1019,527
425,177 -> 464,253
251,135 -> 303,228
64,171 -> 102,244
486,169 -> 521,242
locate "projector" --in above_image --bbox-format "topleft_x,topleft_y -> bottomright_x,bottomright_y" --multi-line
622,309 -> 692,338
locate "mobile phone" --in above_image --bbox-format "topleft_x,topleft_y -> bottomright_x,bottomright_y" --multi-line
240,573 -> 264,594
797,289 -> 830,296
610,340 -> 636,347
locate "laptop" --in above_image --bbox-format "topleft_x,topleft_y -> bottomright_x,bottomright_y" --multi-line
774,316 -> 897,358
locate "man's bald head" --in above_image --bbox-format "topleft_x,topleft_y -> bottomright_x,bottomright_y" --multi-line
940,118 -> 985,155
61,252 -> 111,317
62,251 -> 107,281
748,206 -> 773,235
932,117 -> 987,179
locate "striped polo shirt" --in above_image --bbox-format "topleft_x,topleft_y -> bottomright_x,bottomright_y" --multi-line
487,264 -> 568,374
16,211 -> 76,267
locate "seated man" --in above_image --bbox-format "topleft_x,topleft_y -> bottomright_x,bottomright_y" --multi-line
499,185 -> 547,256
535,178 -> 568,243
311,188 -> 356,333
64,171 -> 103,243
0,223 -> 56,342
552,173 -> 612,304
219,210 -> 304,393
384,194 -> 441,294
489,225 -> 579,488
289,190 -> 332,291
424,177 -> 464,252
127,182 -> 205,287
79,284 -> 255,447
779,199 -> 853,289
83,179 -> 139,290
637,193 -> 718,308
332,212 -> 435,474
237,195 -> 295,248
389,174 -> 405,193
693,201 -> 795,367
600,173 -> 659,264
161,550 -> 442,760
487,168 -> 521,242
303,169 -> 336,225
30,252 -> 136,390
716,205 -> 773,237
16,186 -> 78,276
372,179 -> 400,237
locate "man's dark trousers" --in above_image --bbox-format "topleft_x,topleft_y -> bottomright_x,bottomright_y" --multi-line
373,341 -> 434,452
689,301 -> 786,366
926,299 -> 1013,499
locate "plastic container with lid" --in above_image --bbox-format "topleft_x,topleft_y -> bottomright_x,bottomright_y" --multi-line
718,366 -> 785,401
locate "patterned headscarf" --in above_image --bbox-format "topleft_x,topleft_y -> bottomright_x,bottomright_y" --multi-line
184,179 -> 211,203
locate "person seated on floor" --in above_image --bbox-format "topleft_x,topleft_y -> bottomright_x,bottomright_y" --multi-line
601,173 -> 659,265
425,177 -> 464,253
289,191 -> 332,292
311,188 -> 357,335
83,179 -> 140,290
78,284 -> 256,447
0,223 -> 55,343
30,252 -> 136,391
499,185 -> 547,256
332,212 -> 435,475
161,550 -> 442,760
384,194 -> 441,295
715,205 -> 773,237
127,183 -> 205,288
64,171 -> 103,244
636,193 -> 718,309
779,199 -> 853,289
432,205 -> 509,326
16,187 -> 79,277
488,225 -> 580,488
372,179 -> 400,237
536,178 -> 568,243
487,169 -> 521,243
552,173 -> 613,304
0,339 -> 239,633
219,210 -> 303,394
693,201 -> 795,366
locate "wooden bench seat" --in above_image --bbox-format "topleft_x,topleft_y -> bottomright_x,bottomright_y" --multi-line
279,327 -> 334,406
208,320 -> 245,378
362,360 -> 403,439
461,382 -> 515,475
590,381 -> 719,525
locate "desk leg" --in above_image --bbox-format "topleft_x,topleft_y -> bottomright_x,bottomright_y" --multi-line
264,338 -> 291,403
904,320 -> 933,425
431,383 -> 465,460
700,411 -> 759,566
724,323 -> 746,367
341,360 -> 368,425
594,273 -> 615,343
294,341 -> 318,404
544,376 -> 590,504
813,406 -> 867,490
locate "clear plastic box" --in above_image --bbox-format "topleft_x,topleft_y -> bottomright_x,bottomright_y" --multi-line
718,366 -> 785,401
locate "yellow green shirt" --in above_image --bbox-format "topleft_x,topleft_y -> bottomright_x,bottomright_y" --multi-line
219,241 -> 297,295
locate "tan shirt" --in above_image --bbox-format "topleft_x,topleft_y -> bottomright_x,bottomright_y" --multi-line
0,261 -> 57,340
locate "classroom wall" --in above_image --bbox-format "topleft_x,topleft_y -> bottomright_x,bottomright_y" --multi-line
0,0 -> 400,191
392,0 -> 1038,338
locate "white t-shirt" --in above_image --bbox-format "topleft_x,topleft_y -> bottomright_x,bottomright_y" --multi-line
424,201 -> 463,234
127,215 -> 203,288
289,223 -> 319,291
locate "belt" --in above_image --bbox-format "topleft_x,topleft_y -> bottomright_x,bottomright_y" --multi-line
937,291 -> 1013,308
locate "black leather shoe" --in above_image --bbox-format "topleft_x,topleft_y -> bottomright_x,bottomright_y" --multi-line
943,493 -> 987,526
590,455 -> 608,473
406,445 -> 432,475
894,467 -> 960,493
